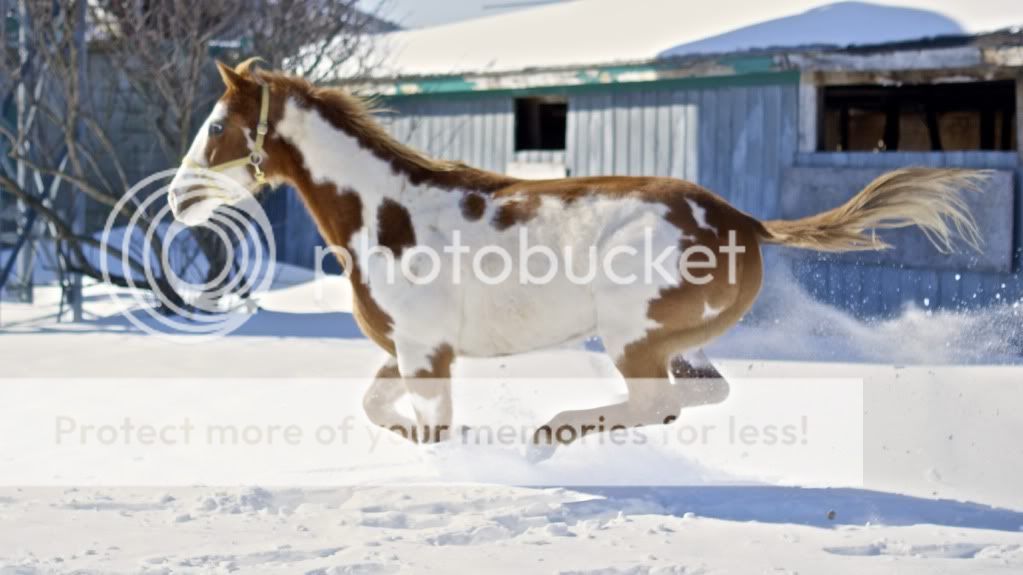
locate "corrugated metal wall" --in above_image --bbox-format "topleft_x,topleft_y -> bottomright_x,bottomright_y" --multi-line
384,98 -> 514,173
277,79 -> 1021,316
382,83 -> 798,220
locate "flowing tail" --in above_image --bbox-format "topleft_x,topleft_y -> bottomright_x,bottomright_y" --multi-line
758,168 -> 985,253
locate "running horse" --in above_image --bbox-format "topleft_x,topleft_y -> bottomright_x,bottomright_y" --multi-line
169,60 -> 981,455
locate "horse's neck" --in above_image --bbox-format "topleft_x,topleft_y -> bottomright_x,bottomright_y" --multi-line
278,99 -> 417,249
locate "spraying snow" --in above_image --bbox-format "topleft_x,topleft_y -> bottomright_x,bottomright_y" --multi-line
715,257 -> 1023,364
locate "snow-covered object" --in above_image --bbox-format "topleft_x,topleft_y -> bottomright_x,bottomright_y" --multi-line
658,2 -> 963,58
362,0 -> 1023,78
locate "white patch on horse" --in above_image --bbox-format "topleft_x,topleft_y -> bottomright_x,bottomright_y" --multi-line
702,301 -> 722,320
277,98 -> 392,218
589,197 -> 686,360
181,103 -> 227,168
408,392 -> 443,424
686,198 -> 718,235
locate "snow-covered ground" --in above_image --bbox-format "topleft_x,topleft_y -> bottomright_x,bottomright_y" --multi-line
2,264 -> 1022,573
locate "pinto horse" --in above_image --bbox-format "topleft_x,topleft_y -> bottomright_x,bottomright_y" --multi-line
169,60 -> 981,453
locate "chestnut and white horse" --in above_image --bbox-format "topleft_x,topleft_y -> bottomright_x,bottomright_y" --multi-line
169,60 -> 981,451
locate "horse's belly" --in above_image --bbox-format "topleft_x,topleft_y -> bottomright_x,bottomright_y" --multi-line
456,281 -> 596,357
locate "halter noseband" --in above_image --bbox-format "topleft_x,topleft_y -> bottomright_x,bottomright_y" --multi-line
184,83 -> 271,189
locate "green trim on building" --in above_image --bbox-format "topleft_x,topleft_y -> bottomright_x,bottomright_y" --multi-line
370,65 -> 799,102
379,70 -> 800,101
721,55 -> 777,75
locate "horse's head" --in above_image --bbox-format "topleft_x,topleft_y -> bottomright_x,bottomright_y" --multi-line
168,60 -> 276,226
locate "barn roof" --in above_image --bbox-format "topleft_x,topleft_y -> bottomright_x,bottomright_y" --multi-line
358,0 -> 1023,79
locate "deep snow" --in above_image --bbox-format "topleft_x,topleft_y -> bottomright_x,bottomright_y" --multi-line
2,262 -> 1023,573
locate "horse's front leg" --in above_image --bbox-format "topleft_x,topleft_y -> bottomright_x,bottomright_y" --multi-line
395,341 -> 456,443
362,356 -> 418,438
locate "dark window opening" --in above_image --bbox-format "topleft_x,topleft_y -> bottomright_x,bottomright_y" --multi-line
820,81 -> 1017,152
515,96 -> 567,151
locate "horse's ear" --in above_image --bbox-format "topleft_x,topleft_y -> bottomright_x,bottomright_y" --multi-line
216,60 -> 245,90
235,57 -> 267,78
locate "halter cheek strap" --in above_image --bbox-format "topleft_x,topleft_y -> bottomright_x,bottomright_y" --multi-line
183,83 -> 271,189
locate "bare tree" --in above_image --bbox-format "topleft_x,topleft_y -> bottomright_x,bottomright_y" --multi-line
0,0 -> 175,316
93,0 -> 388,164
247,0 -> 389,83
0,0 -> 384,320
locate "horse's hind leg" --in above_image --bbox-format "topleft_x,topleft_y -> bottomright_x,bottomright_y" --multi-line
528,334 -> 684,460
528,333 -> 732,460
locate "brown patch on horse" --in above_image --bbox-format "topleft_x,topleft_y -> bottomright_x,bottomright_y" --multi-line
377,199 -> 416,257
412,344 -> 455,379
492,194 -> 543,231
350,277 -> 397,355
460,192 -> 486,221
641,201 -> 765,367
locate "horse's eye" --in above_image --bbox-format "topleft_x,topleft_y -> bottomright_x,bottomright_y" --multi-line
208,122 -> 224,136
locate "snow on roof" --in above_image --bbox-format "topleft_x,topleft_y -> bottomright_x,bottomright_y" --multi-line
362,0 -> 1023,78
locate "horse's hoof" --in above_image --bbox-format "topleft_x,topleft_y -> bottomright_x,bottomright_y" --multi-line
524,441 -> 558,463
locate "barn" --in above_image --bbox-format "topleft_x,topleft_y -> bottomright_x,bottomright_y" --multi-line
272,1 -> 1023,316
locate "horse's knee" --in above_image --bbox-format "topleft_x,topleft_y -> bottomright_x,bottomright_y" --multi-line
363,373 -> 402,415
362,383 -> 387,417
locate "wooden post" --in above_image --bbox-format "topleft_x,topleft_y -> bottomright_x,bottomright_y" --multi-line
70,0 -> 86,321
12,0 -> 33,304
1016,74 -> 1023,163
798,71 -> 819,153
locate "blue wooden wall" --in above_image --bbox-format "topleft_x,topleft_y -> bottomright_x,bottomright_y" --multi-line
790,152 -> 1022,316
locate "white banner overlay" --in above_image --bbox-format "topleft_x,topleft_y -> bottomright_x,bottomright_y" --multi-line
0,378 -> 863,486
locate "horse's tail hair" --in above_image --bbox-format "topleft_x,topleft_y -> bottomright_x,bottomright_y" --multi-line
758,168 -> 985,253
